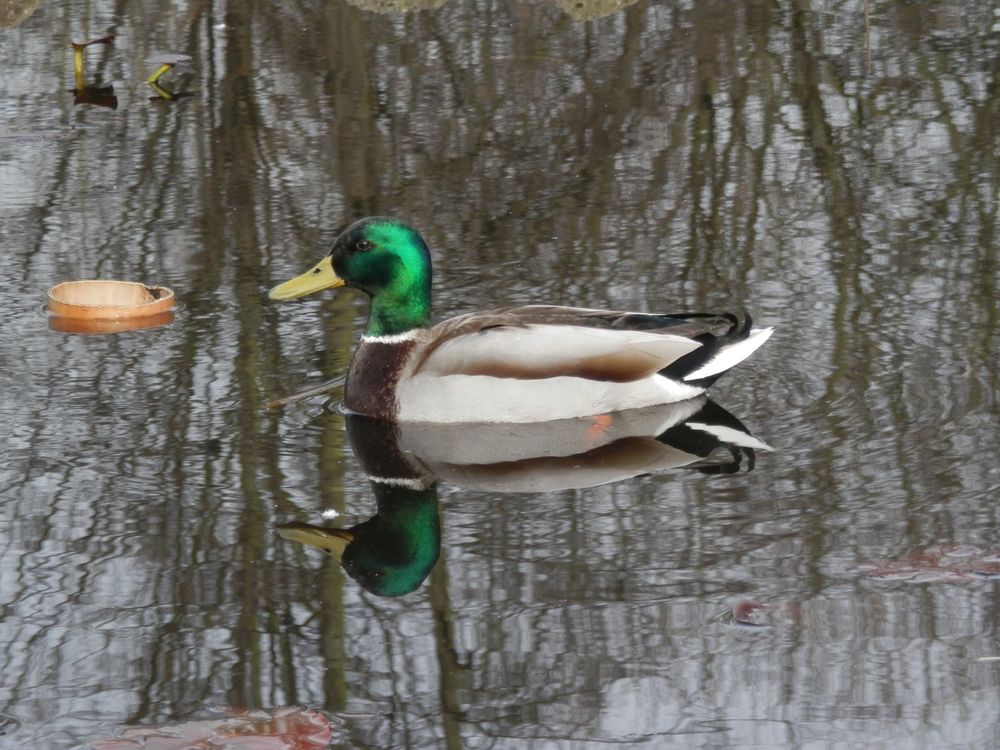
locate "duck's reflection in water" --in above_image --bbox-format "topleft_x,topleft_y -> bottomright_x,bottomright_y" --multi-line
279,396 -> 770,596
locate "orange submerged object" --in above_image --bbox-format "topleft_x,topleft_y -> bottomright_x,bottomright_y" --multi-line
47,280 -> 175,333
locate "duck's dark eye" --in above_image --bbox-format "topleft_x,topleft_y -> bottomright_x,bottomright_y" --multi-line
356,239 -> 373,252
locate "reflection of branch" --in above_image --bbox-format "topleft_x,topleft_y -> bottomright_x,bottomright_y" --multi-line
864,0 -> 872,74
788,2 -> 869,423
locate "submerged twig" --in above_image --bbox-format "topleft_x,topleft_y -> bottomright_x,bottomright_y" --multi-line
265,375 -> 346,409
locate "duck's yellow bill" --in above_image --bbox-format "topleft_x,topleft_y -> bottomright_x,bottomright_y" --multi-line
278,524 -> 355,561
268,256 -> 345,300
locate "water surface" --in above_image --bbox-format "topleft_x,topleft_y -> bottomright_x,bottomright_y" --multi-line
1,1 -> 999,747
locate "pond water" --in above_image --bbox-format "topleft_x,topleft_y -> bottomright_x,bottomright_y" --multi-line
1,0 -> 999,747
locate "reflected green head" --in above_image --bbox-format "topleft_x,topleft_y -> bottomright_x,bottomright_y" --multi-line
342,483 -> 441,597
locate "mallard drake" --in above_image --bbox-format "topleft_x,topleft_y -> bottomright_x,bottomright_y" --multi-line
268,217 -> 772,423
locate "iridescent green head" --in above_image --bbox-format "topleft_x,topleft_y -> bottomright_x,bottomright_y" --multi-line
269,217 -> 432,337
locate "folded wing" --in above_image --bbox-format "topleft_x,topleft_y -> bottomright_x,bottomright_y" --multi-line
415,324 -> 702,382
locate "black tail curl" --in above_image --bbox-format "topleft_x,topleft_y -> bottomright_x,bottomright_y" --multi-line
658,310 -> 753,387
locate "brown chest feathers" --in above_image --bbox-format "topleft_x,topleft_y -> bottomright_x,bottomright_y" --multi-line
344,340 -> 416,420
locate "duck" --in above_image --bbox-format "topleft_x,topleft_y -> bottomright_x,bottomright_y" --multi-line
278,399 -> 769,597
268,217 -> 772,423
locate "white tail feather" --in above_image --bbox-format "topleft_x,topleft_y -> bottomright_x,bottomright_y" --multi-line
685,422 -> 774,452
683,327 -> 774,382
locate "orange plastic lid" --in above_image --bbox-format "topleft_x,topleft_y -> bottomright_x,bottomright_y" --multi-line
47,280 -> 175,333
